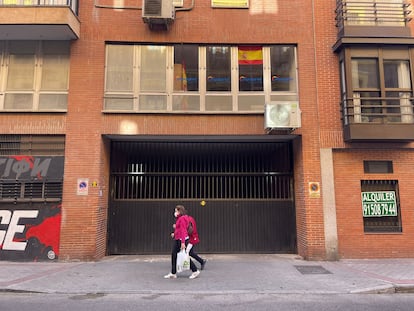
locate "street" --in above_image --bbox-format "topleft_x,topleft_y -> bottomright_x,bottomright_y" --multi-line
1,292 -> 414,311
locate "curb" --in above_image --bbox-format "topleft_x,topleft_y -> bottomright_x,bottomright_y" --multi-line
395,285 -> 414,294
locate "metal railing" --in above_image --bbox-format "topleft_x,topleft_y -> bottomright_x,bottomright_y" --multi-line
0,0 -> 78,15
111,172 -> 293,200
361,180 -> 401,233
110,141 -> 294,201
336,0 -> 412,28
0,180 -> 62,202
341,96 -> 414,124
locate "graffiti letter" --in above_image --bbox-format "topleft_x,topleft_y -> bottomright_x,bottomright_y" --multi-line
1,158 -> 13,178
31,158 -> 52,179
0,158 -> 7,175
12,161 -> 31,180
3,210 -> 39,251
0,210 -> 12,247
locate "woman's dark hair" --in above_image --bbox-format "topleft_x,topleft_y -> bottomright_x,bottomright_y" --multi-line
175,205 -> 187,215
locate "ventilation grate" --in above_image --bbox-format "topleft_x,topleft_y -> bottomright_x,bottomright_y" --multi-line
294,265 -> 332,275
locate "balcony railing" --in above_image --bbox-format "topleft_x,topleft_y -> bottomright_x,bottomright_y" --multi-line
341,95 -> 414,141
0,0 -> 78,15
336,1 -> 412,29
342,96 -> 414,124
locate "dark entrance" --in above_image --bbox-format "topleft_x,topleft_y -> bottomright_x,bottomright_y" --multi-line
107,136 -> 297,254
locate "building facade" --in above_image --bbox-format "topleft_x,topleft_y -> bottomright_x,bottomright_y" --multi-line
0,0 -> 413,261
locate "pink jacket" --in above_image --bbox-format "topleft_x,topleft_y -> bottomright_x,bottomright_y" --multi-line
187,215 -> 200,245
174,214 -> 189,243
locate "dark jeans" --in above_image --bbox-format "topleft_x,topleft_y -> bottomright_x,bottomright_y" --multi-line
189,247 -> 204,266
171,240 -> 197,274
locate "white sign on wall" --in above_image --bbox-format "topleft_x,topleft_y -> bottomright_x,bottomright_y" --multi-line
77,178 -> 89,196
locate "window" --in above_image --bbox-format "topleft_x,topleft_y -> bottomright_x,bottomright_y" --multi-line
363,160 -> 393,173
341,47 -> 414,124
0,135 -> 65,202
0,0 -> 68,5
104,44 -> 298,113
361,180 -> 401,233
173,44 -> 199,111
140,46 -> 167,111
0,41 -> 70,112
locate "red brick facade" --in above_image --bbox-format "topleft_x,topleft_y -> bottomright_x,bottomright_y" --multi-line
1,1 -> 413,260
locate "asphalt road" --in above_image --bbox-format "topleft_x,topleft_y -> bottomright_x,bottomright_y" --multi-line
1,292 -> 414,311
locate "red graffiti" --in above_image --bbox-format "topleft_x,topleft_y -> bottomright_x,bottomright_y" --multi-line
26,213 -> 61,257
11,156 -> 43,179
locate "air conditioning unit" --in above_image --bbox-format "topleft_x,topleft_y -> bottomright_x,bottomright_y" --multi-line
264,101 -> 301,129
142,0 -> 175,27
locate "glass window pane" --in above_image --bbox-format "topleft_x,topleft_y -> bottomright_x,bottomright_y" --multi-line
41,42 -> 70,92
104,98 -> 134,110
106,45 -> 133,92
4,94 -> 33,110
238,95 -> 265,111
140,46 -> 166,92
41,54 -> 69,90
238,46 -> 263,91
139,95 -> 167,110
357,91 -> 382,123
270,46 -> 297,92
174,45 -> 198,92
206,46 -> 231,91
205,95 -> 232,111
385,91 -> 408,123
39,94 -> 67,110
172,95 -> 200,111
7,55 -> 35,91
376,0 -> 406,26
346,0 -> 376,26
352,59 -> 379,89
384,60 -> 411,88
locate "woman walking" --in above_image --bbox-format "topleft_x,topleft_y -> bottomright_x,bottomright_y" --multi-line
186,214 -> 207,270
164,205 -> 200,279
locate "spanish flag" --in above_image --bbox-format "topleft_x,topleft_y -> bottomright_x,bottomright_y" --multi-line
182,61 -> 188,91
238,46 -> 263,65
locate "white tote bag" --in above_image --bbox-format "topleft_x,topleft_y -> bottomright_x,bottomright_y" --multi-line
176,250 -> 190,273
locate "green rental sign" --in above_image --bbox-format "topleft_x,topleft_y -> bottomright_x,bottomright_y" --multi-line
361,191 -> 397,217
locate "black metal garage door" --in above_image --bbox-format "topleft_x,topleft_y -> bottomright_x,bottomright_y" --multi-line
107,136 -> 297,254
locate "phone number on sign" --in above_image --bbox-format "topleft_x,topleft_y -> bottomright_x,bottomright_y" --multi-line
363,203 -> 397,217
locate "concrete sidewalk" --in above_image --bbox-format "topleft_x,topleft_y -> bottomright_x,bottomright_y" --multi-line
0,254 -> 414,295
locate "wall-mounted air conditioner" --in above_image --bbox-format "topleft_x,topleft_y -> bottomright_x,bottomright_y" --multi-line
142,0 -> 175,27
264,101 -> 301,129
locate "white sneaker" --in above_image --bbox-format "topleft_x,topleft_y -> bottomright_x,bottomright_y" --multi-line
189,270 -> 200,279
164,273 -> 177,279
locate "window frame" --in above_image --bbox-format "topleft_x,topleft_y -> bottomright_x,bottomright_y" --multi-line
361,179 -> 402,233
0,41 -> 70,112
103,44 -> 299,114
340,47 -> 414,125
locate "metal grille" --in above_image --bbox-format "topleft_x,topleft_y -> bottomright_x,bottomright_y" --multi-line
335,1 -> 412,28
144,0 -> 162,15
108,139 -> 297,254
0,135 -> 65,202
361,179 -> 401,232
110,141 -> 293,200
0,135 -> 65,156
0,181 -> 62,202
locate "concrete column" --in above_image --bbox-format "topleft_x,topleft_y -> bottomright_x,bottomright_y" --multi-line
320,148 -> 339,260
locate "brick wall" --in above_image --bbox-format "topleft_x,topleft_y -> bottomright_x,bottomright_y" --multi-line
53,0 -> 328,260
334,149 -> 414,258
7,1 -> 414,260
